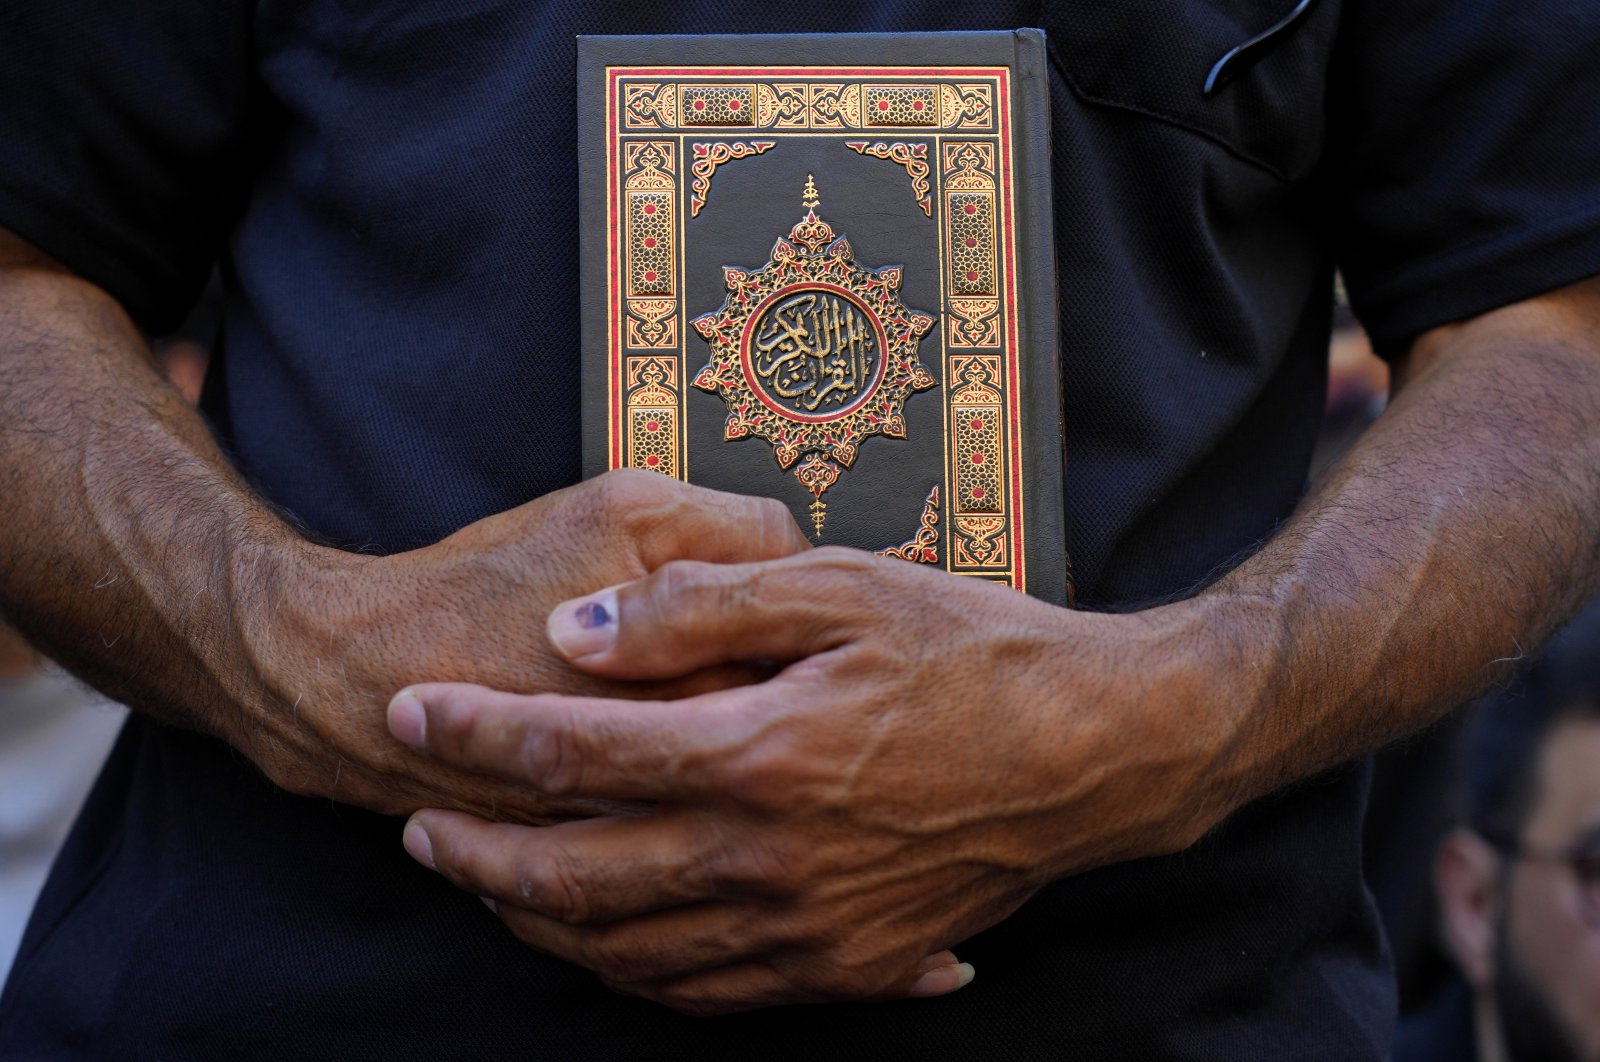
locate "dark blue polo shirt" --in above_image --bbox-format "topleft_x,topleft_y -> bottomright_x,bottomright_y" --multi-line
3,1 -> 1600,1058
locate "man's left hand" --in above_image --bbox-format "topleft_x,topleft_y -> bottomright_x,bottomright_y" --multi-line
387,547 -> 1233,1014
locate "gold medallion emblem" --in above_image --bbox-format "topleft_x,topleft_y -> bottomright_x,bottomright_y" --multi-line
691,176 -> 937,536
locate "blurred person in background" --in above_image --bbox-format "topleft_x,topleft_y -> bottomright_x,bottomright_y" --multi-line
0,625 -> 123,984
1396,604 -> 1600,1062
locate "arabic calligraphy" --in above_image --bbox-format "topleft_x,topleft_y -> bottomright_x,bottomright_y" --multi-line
747,288 -> 881,418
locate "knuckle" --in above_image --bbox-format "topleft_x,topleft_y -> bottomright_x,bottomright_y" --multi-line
426,687 -> 483,755
589,470 -> 675,534
751,493 -> 790,524
645,559 -> 750,631
716,838 -> 816,899
594,467 -> 669,506
798,546 -> 887,611
517,713 -> 584,796
809,544 -> 880,575
751,495 -> 803,550
515,847 -> 592,923
649,558 -> 713,604
718,731 -> 831,813
581,930 -> 650,984
715,741 -> 787,809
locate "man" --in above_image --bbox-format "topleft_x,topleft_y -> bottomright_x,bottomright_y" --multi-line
1,2 -> 1598,1058
1398,608 -> 1600,1062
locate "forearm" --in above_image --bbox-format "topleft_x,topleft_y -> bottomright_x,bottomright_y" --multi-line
0,237 -> 620,815
1186,284 -> 1600,813
0,234 -> 346,741
0,229 -> 812,816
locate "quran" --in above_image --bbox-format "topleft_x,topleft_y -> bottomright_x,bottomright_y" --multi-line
578,31 -> 1069,604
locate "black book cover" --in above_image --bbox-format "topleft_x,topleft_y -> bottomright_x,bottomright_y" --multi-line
579,30 -> 1068,604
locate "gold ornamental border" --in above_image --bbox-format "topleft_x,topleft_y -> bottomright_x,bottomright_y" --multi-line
603,65 -> 1027,592
623,79 -> 994,132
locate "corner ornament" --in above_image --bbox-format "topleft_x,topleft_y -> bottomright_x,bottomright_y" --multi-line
691,176 -> 937,537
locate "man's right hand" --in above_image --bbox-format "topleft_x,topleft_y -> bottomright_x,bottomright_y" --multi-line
242,470 -> 809,822
0,227 -> 807,825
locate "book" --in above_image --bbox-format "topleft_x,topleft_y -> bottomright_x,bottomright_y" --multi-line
578,30 -> 1069,604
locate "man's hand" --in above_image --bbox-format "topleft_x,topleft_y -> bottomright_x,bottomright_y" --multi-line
238,470 -> 811,821
0,227 -> 809,824
387,550 -> 1223,1013
387,274 -> 1600,1013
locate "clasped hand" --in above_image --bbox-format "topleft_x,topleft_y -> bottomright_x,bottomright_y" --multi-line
388,538 -> 1224,1014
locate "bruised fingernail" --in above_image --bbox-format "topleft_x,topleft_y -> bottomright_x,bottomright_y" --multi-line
387,689 -> 427,748
908,961 -> 976,998
402,818 -> 434,870
547,589 -> 619,659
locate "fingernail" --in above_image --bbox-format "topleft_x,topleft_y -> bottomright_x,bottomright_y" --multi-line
402,818 -> 434,870
387,689 -> 427,748
908,961 -> 976,998
547,589 -> 619,659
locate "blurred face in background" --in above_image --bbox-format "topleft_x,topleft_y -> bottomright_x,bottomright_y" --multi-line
1440,716 -> 1600,1062
1498,720 -> 1600,1061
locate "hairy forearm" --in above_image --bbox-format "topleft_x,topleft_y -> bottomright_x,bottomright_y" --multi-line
0,234 -> 344,741
1188,284 -> 1600,812
0,230 -> 811,817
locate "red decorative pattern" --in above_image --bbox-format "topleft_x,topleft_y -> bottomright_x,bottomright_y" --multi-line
943,144 -> 998,299
626,298 -> 678,348
767,84 -> 809,128
606,67 -> 1023,590
614,139 -> 684,479
623,83 -> 678,128
844,141 -> 932,217
624,143 -> 675,298
620,78 -> 997,132
938,141 -> 1014,572
938,82 -> 994,129
794,454 -> 842,538
876,487 -> 941,564
689,141 -> 776,218
948,297 -> 1001,348
691,187 -> 936,537
625,357 -> 680,477
948,193 -> 996,294
863,85 -> 938,126
949,358 -> 1003,516
953,515 -> 1007,567
808,84 -> 863,129
680,85 -> 756,126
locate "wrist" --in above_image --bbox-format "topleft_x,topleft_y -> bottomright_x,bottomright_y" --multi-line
1145,587 -> 1289,830
228,529 -> 376,751
1032,597 -> 1267,875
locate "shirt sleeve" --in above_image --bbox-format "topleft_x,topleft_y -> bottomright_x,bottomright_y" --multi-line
1329,0 -> 1600,357
0,1 -> 256,333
